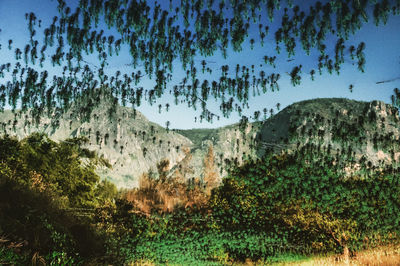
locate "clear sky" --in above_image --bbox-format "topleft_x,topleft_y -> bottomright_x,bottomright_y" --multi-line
0,0 -> 399,129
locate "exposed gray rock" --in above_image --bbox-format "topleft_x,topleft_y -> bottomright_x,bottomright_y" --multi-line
1,97 -> 399,188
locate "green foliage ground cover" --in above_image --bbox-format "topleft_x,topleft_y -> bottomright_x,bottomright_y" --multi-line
0,133 -> 399,265
211,153 -> 400,254
104,153 -> 400,264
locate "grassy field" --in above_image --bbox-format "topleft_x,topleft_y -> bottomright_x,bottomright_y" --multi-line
272,245 -> 400,266
123,245 -> 400,265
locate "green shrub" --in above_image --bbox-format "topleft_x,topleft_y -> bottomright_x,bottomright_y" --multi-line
210,153 -> 400,254
0,247 -> 26,265
0,134 -> 109,264
2,133 -> 399,264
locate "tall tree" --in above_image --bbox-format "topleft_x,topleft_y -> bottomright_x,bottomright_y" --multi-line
203,144 -> 218,196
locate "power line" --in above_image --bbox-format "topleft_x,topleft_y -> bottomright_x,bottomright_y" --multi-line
376,76 -> 400,84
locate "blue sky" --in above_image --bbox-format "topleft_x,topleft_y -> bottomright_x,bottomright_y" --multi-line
0,0 -> 399,129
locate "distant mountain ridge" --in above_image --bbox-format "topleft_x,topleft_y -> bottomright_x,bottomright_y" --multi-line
1,97 -> 399,188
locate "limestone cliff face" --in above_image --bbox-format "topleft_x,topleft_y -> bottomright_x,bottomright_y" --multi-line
258,98 -> 400,173
177,122 -> 261,180
0,102 -> 191,188
1,97 -> 399,187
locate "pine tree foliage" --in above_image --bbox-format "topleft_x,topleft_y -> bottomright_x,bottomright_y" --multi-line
0,0 -> 398,124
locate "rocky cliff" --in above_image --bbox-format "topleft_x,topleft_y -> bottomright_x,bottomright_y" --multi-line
1,97 -> 399,188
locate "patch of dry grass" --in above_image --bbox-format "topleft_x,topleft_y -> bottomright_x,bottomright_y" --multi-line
352,245 -> 400,266
127,260 -> 155,266
123,146 -> 220,215
275,245 -> 400,265
123,172 -> 208,215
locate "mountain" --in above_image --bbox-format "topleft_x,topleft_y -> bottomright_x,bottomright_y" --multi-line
259,98 -> 400,170
1,97 -> 399,188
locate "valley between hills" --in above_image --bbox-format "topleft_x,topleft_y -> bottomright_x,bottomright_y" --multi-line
1,97 -> 399,188
1,97 -> 400,265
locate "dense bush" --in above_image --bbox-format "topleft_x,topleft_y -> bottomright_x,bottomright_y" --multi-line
1,133 -> 399,264
210,153 -> 400,255
0,134 -> 117,264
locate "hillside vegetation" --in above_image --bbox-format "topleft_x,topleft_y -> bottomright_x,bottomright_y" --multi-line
1,118 -> 400,264
0,133 -> 117,264
1,97 -> 399,189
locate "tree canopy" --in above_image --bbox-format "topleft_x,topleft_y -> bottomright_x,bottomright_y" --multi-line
0,0 -> 399,125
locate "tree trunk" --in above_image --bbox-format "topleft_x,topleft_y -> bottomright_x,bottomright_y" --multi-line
343,244 -> 350,264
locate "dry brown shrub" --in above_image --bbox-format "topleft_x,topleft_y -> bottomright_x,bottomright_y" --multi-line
29,171 -> 46,192
0,236 -> 8,245
185,178 -> 208,208
203,145 -> 219,196
0,235 -> 27,258
123,155 -> 212,214
124,174 -> 156,215
128,260 -> 155,266
31,251 -> 46,266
